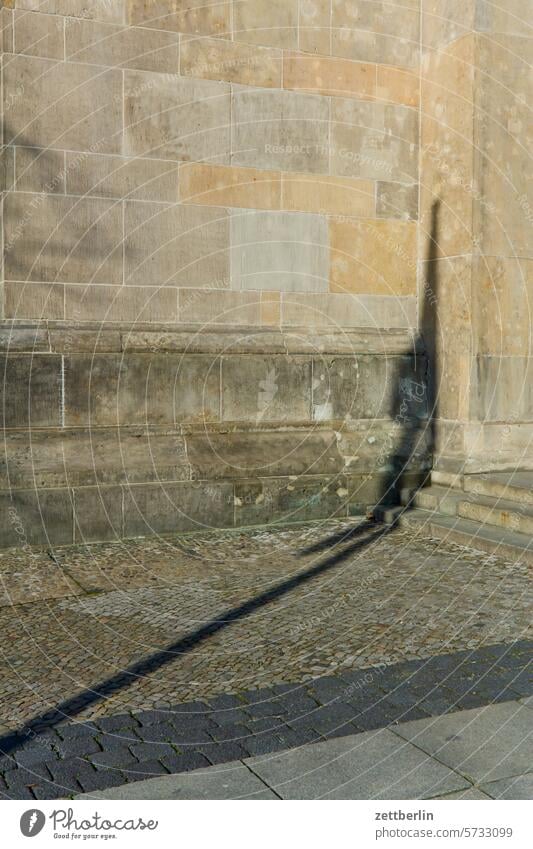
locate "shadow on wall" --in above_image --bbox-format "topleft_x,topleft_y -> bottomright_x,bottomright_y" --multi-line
0,190 -> 441,762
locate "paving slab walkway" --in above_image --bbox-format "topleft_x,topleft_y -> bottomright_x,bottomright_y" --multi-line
0,518 -> 530,799
75,700 -> 533,800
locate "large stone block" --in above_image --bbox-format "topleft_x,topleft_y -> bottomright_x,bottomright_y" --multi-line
298,0 -> 331,55
0,488 -> 73,548
124,202 -> 230,288
178,289 -> 262,325
4,192 -> 123,284
4,55 -> 122,153
63,354 -> 221,427
64,284 -> 178,323
230,209 -> 329,293
281,292 -> 417,329
329,219 -> 417,296
18,0 -> 125,23
124,70 -> 231,163
185,430 -> 344,479
66,152 -> 180,202
377,181 -> 418,220
421,0 -> 475,50
376,66 -> 419,108
128,0 -> 231,36
330,98 -> 418,182
13,9 -> 64,59
283,53 -> 375,99
0,354 -> 61,427
123,480 -> 234,537
473,356 -> 533,423
476,0 -> 533,35
234,475 -> 348,526
221,355 -> 312,422
282,172 -> 375,218
332,0 -> 420,68
473,257 -> 532,358
4,281 -> 65,320
180,35 -> 281,87
73,485 -> 123,542
65,18 -> 180,72
14,146 -> 65,193
232,0 -> 298,49
180,162 -> 281,210
231,87 -> 329,174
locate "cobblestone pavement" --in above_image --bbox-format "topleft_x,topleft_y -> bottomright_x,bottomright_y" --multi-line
0,518 -> 531,799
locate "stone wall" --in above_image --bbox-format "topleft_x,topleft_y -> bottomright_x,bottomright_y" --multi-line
1,0 -> 420,330
420,0 -> 533,472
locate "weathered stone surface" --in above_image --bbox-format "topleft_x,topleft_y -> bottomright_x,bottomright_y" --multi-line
0,354 -> 61,428
282,173 -> 375,218
124,202 -> 230,288
0,488 -> 73,548
283,53 -> 375,99
473,356 -> 533,423
330,98 -> 418,182
230,210 -> 329,293
12,9 -> 64,59
281,293 -> 417,329
232,0 -> 298,49
14,147 -> 65,193
63,354 -> 221,427
4,55 -> 122,153
186,431 -> 344,480
329,219 -> 417,296
128,0 -> 231,36
123,481 -> 234,537
178,290 -> 262,326
180,163 -> 281,210
231,87 -> 329,174
65,18 -> 180,73
4,282 -> 65,320
377,181 -> 418,220
18,0 -> 125,23
332,0 -> 420,68
124,70 -> 230,163
64,285 -> 178,323
66,153 -> 180,202
473,257 -> 532,358
235,475 -> 347,526
180,35 -> 281,87
376,66 -> 419,108
221,355 -> 312,422
73,486 -> 123,543
298,0 -> 331,55
4,193 -> 123,284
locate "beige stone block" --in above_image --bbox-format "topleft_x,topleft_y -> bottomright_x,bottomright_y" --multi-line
332,0 -> 419,68
231,209 -> 329,293
260,291 -> 281,326
476,0 -> 533,36
233,0 -> 298,49
125,201 -> 229,287
221,355 -> 312,422
65,283 -> 178,322
283,53 -> 375,99
180,35 -> 281,87
4,280 -> 64,319
330,98 -> 418,182
178,289 -> 261,325
231,87 -> 329,174
282,172 -> 375,217
4,192 -> 123,284
474,355 -> 533,423
2,145 -> 15,191
128,0 -> 231,35
377,181 -> 418,220
124,70 -> 230,163
66,152 -> 180,202
65,18 -> 180,73
15,146 -> 65,193
180,162 -> 281,210
299,0 -> 331,55
421,0 -> 475,50
1,7 -> 14,53
18,0 -> 125,23
4,55 -> 122,153
330,218 -> 417,295
473,257 -> 533,358
419,256 -> 472,355
13,9 -> 64,59
376,66 -> 419,107
281,292 -> 417,328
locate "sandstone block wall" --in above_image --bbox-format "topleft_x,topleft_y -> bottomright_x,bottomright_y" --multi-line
1,0 -> 420,330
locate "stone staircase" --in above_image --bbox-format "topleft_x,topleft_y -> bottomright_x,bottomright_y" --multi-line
375,471 -> 533,565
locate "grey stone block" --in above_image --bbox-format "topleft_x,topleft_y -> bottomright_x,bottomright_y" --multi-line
123,481 -> 234,537
0,488 -> 73,547
73,486 -> 123,543
0,354 -> 61,427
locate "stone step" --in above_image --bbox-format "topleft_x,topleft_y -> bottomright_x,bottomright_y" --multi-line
431,469 -> 464,490
400,485 -> 464,516
457,494 -> 533,536
463,472 -> 533,507
403,509 -> 533,566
